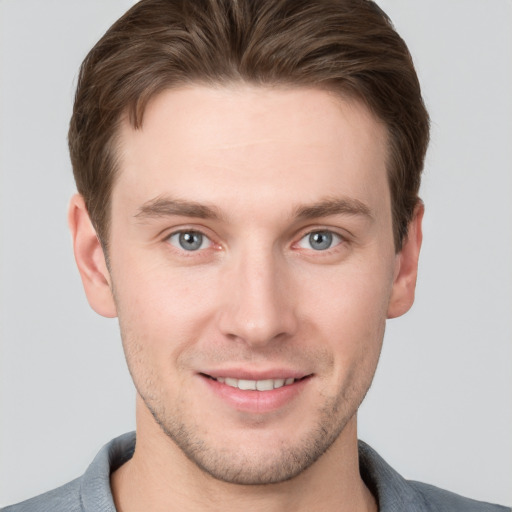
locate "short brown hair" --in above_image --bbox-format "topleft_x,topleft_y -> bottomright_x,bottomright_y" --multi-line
69,0 -> 429,250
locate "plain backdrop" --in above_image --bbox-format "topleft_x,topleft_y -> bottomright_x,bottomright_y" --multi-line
1,0 -> 511,507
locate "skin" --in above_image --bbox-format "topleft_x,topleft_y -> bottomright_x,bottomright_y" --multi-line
69,85 -> 423,512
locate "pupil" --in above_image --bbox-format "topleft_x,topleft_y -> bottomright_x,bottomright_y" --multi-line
310,231 -> 332,250
179,232 -> 202,250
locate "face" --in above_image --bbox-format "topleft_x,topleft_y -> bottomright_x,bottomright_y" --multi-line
72,85 -> 421,485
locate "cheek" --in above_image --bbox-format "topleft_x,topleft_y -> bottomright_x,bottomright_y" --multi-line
299,264 -> 392,364
112,258 -> 221,355
303,261 -> 393,323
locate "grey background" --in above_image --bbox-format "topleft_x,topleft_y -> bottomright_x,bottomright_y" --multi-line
1,0 -> 511,506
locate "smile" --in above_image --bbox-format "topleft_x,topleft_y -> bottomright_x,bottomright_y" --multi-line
200,373 -> 312,412
214,377 -> 296,391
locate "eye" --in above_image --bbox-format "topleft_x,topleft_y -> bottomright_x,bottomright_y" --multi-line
297,230 -> 343,251
167,230 -> 212,251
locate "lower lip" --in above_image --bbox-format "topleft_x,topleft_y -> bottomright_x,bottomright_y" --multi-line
200,375 -> 311,414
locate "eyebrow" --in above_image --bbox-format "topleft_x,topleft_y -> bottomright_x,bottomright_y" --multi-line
135,195 -> 373,223
294,197 -> 373,221
135,196 -> 223,221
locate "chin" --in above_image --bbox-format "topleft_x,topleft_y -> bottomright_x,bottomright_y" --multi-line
144,390 -> 355,485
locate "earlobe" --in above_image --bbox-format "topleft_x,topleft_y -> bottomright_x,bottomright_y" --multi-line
68,194 -> 117,318
387,202 -> 424,319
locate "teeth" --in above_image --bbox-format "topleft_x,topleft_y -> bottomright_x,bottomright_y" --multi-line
256,379 -> 274,391
238,379 -> 256,390
215,377 -> 297,391
272,378 -> 285,389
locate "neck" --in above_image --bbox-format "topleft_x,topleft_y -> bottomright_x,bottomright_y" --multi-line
111,401 -> 377,512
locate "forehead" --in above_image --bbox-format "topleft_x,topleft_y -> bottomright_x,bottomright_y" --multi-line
114,85 -> 390,219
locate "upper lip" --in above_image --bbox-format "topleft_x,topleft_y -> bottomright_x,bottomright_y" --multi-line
199,368 -> 311,381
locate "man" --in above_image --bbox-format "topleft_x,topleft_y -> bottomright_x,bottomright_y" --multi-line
1,0 -> 509,511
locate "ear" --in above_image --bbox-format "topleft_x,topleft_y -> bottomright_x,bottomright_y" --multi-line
387,202 -> 424,319
68,194 -> 117,318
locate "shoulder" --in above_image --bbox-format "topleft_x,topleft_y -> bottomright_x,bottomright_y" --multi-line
0,478 -> 82,512
1,432 -> 135,512
409,481 -> 511,512
358,440 -> 510,512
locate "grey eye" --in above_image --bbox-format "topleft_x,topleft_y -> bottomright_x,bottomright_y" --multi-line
168,231 -> 211,251
297,230 -> 342,251
309,231 -> 333,250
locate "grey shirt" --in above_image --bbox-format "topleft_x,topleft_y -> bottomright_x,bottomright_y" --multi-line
2,432 -> 509,511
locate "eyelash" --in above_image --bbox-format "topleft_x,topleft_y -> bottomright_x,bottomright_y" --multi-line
295,230 -> 344,252
164,229 -> 215,255
163,227 -> 347,256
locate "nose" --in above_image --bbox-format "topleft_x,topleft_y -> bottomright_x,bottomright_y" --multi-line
217,248 -> 298,348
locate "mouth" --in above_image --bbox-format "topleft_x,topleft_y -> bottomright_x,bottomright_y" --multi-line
200,374 -> 311,391
199,372 -> 313,413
